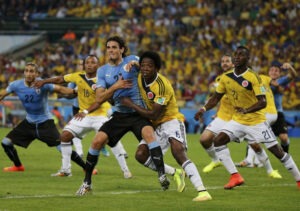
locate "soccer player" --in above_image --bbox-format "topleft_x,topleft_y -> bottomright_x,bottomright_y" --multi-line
33,55 -> 132,178
202,55 -> 281,179
237,63 -> 298,166
0,63 -> 83,172
269,63 -> 297,153
194,46 -> 300,189
121,51 -> 212,202
200,54 -> 233,173
76,36 -> 168,196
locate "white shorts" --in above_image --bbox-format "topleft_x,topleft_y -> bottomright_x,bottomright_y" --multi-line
140,119 -> 187,154
266,113 -> 278,126
64,115 -> 109,139
205,117 -> 228,135
221,120 -> 278,148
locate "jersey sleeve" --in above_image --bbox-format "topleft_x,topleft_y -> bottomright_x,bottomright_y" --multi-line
252,74 -> 266,96
64,73 -> 76,83
277,76 -> 290,87
215,74 -> 226,94
6,81 -> 17,93
96,67 -> 107,89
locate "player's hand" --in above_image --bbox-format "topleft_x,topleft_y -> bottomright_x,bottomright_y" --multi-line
113,76 -> 133,90
194,109 -> 205,120
124,61 -> 139,72
235,106 -> 248,114
32,80 -> 45,88
73,112 -> 86,121
120,97 -> 134,108
281,62 -> 291,70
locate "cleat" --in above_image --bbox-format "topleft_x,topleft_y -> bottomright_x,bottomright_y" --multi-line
202,161 -> 222,173
268,170 -> 282,179
297,181 -> 300,189
3,165 -> 25,172
100,147 -> 110,157
173,169 -> 186,192
224,173 -> 244,189
159,174 -> 170,191
192,191 -> 212,202
76,182 -> 92,196
235,161 -> 254,168
123,171 -> 132,179
51,170 -> 72,177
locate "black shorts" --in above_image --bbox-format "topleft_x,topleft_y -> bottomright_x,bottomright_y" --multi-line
72,106 -> 80,116
6,119 -> 60,148
99,112 -> 153,147
271,112 -> 288,136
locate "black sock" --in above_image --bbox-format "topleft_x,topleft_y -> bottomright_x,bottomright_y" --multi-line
149,146 -> 165,177
71,151 -> 86,169
1,143 -> 22,166
84,152 -> 99,185
281,144 -> 289,153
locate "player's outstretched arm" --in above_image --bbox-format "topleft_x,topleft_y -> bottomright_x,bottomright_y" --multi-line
0,90 -> 11,101
53,84 -> 76,95
194,92 -> 223,120
32,76 -> 65,88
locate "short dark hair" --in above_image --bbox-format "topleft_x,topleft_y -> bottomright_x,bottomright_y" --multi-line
25,62 -> 39,71
83,54 -> 99,69
236,46 -> 250,58
106,36 -> 128,58
139,51 -> 162,70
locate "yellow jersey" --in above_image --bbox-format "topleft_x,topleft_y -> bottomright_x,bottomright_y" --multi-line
216,68 -> 266,125
138,73 -> 185,127
214,75 -> 235,121
64,71 -> 109,116
260,75 -> 277,114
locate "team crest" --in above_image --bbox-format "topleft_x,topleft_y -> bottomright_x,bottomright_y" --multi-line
92,84 -> 97,91
35,88 -> 41,94
147,91 -> 154,99
242,80 -> 249,87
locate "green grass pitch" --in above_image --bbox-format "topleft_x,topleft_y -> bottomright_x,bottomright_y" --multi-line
0,128 -> 299,210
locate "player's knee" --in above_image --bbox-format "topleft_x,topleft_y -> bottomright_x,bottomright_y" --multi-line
135,145 -> 148,164
1,137 -> 13,147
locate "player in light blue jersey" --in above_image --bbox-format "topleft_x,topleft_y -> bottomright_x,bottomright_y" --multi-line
269,62 -> 298,153
76,36 -> 169,196
0,63 -> 86,172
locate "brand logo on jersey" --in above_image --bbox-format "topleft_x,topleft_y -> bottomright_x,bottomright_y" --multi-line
260,86 -> 266,93
35,88 -> 41,94
156,97 -> 165,105
147,92 -> 154,99
242,80 -> 249,87
92,84 -> 97,91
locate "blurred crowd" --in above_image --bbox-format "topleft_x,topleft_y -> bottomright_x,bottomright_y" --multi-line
0,0 -> 300,110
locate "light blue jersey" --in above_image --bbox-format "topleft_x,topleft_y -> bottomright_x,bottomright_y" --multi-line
271,76 -> 290,112
68,82 -> 79,108
96,55 -> 145,113
6,79 -> 55,124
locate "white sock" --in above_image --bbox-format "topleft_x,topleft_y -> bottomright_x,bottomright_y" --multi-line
245,146 -> 256,164
255,149 -> 273,174
72,137 -> 83,157
281,153 -> 300,181
144,157 -> 176,175
111,142 -> 130,173
215,145 -> 238,174
61,142 -> 72,172
117,141 -> 127,155
205,145 -> 219,162
182,160 -> 206,191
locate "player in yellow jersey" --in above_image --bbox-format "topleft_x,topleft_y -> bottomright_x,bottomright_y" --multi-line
200,55 -> 234,173
195,46 -> 300,189
121,51 -> 212,202
201,55 -> 281,179
33,55 -> 132,178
